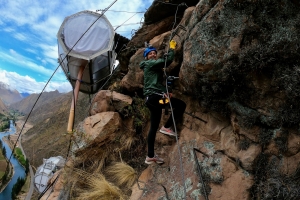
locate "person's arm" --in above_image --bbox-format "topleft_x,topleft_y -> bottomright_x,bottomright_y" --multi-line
142,40 -> 177,70
152,40 -> 176,69
164,49 -> 175,64
147,49 -> 174,70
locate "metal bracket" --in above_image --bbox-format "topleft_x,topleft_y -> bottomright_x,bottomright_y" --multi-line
170,25 -> 187,40
193,148 -> 209,200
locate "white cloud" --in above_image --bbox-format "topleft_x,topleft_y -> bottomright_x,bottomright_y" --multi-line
1,0 -> 150,60
0,49 -> 54,76
25,48 -> 38,54
0,69 -> 72,93
13,32 -> 27,41
3,27 -> 14,32
39,44 -> 58,61
1,0 -> 148,40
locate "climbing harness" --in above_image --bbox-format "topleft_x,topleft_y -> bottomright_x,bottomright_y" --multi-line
159,97 -> 169,104
159,76 -> 178,115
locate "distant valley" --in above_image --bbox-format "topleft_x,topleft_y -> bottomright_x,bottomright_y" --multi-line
11,90 -> 90,168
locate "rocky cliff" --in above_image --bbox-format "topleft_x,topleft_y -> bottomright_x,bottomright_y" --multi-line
40,0 -> 300,199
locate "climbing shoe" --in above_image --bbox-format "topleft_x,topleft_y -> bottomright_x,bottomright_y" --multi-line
145,155 -> 164,164
159,126 -> 176,137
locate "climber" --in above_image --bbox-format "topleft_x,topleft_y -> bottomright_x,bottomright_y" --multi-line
140,40 -> 186,164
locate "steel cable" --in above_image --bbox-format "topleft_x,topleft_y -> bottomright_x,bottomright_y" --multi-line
162,2 -> 188,199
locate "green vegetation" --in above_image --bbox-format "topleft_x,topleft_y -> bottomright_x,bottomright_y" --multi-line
0,172 -> 4,181
1,172 -> 8,186
11,177 -> 26,200
0,140 -> 10,190
9,109 -> 24,122
122,95 -> 150,134
0,114 -> 10,132
14,147 -> 27,167
24,159 -> 29,174
17,173 -> 31,199
0,143 -> 6,179
1,148 -> 6,160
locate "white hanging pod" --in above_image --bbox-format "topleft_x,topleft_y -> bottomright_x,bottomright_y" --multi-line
33,156 -> 66,193
57,10 -> 116,94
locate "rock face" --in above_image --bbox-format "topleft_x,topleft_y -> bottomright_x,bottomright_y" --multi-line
89,90 -> 132,115
121,0 -> 300,199
181,0 -> 300,124
118,0 -> 199,73
45,1 -> 300,200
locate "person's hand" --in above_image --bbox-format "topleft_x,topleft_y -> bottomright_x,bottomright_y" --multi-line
164,93 -> 172,99
169,40 -> 176,50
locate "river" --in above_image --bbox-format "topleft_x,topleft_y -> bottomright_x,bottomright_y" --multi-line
0,120 -> 26,200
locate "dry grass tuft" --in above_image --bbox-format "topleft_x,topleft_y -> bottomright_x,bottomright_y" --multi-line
74,169 -> 126,200
120,133 -> 138,151
105,162 -> 137,188
74,145 -> 110,173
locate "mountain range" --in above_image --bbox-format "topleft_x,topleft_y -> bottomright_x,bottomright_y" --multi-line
9,90 -> 62,117
0,82 -> 23,105
20,91 -> 90,168
0,98 -> 8,115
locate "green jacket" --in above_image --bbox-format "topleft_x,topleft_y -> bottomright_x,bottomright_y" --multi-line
140,49 -> 174,96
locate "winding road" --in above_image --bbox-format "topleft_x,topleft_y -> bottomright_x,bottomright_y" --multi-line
18,132 -> 34,200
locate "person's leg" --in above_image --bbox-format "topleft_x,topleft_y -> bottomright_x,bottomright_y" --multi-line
164,97 -> 186,128
147,107 -> 162,158
145,95 -> 162,158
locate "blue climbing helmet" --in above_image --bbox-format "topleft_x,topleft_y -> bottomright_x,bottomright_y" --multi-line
143,46 -> 157,58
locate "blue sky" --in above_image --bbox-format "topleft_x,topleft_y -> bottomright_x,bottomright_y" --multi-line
0,0 -> 152,94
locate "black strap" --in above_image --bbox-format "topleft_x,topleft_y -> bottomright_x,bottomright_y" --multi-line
165,103 -> 169,115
